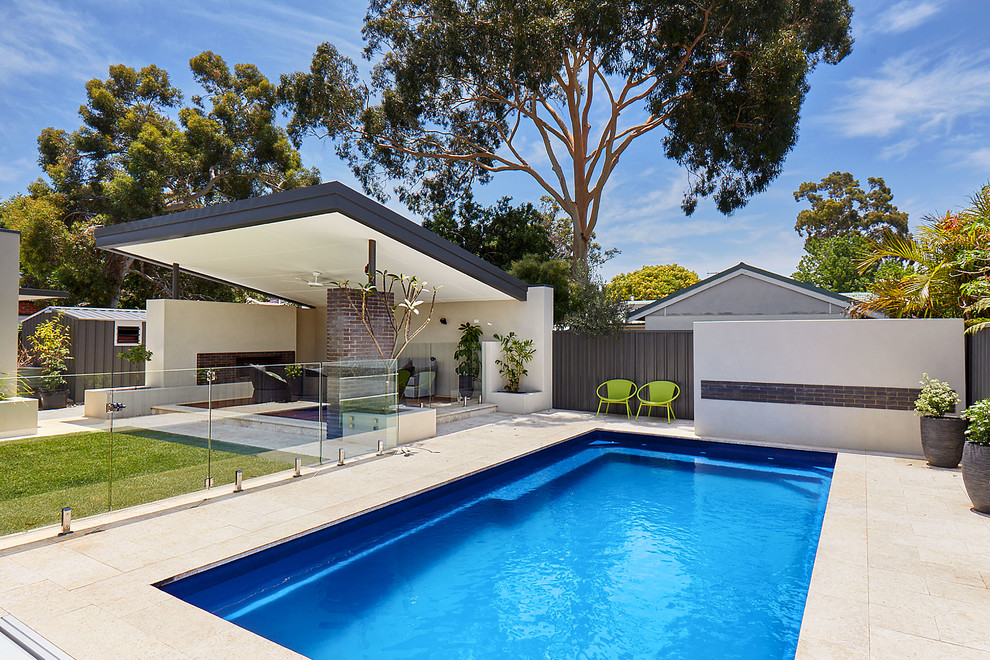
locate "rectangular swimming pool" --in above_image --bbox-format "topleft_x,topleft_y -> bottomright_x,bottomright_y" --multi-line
160,431 -> 834,658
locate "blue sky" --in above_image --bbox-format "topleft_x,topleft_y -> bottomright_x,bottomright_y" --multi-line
1,0 -> 988,282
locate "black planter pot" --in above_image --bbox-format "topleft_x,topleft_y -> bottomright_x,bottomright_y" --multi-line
962,443 -> 990,514
38,389 -> 68,410
963,442 -> 990,513
458,374 -> 475,399
920,416 -> 967,468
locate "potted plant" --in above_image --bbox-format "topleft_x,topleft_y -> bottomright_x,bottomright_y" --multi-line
284,363 -> 305,399
29,315 -> 72,410
915,373 -> 965,468
453,322 -> 482,398
962,399 -> 990,513
492,332 -> 535,393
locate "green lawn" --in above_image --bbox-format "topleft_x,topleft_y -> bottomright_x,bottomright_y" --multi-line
0,429 -> 297,536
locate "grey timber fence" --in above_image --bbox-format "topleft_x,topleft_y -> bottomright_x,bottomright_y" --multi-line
553,330 -> 694,419
968,326 -> 990,405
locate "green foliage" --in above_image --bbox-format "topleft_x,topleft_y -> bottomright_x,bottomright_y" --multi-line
963,399 -> 990,446
453,323 -> 483,378
282,0 -> 852,265
284,364 -> 304,379
1,53 -> 319,308
914,374 -> 959,418
794,172 -> 909,241
118,344 -> 153,365
492,332 -> 535,393
855,185 -> 990,326
28,315 -> 71,392
562,268 -> 628,337
608,264 -> 699,301
508,255 -> 575,322
792,234 -> 910,293
423,195 -> 555,270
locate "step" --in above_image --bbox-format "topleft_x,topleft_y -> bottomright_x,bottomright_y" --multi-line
435,403 -> 499,424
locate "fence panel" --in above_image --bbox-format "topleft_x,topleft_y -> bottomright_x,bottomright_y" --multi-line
967,327 -> 990,405
552,330 -> 694,419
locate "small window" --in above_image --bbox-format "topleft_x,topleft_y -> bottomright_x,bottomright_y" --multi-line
114,322 -> 142,346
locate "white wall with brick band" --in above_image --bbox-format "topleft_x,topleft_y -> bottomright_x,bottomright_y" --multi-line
694,318 -> 965,455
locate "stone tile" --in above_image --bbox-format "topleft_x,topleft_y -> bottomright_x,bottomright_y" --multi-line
9,544 -> 120,590
30,604 -> 187,660
0,556 -> 46,593
931,595 -> 990,652
799,592 -> 869,650
924,578 -> 990,606
869,601 -> 940,640
795,636 -> 866,659
871,626 -> 989,659
868,567 -> 929,594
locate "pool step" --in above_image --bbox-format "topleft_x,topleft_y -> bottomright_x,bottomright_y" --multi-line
435,403 -> 499,424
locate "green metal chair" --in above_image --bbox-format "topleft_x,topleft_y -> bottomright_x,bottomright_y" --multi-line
596,379 -> 637,419
636,380 -> 680,422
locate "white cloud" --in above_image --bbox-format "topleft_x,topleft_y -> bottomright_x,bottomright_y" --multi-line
875,1 -> 946,34
0,0 -> 107,84
962,147 -> 990,169
829,50 -> 990,140
879,138 -> 919,161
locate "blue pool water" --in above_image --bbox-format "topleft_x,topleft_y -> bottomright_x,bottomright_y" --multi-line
161,431 -> 834,659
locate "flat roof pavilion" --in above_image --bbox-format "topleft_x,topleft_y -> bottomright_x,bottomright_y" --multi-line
94,182 -> 529,307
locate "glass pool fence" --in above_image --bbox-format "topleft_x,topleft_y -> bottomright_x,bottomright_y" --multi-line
0,360 -> 399,537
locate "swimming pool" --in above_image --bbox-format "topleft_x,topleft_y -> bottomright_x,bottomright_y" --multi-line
160,431 -> 834,658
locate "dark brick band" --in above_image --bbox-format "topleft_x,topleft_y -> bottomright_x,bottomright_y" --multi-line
700,380 -> 921,411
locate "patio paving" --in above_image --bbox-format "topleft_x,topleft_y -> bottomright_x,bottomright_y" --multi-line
0,410 -> 987,658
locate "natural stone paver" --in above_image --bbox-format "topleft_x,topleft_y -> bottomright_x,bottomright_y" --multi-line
0,410 -> 987,658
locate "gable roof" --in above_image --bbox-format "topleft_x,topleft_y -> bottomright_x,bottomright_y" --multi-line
627,262 -> 859,321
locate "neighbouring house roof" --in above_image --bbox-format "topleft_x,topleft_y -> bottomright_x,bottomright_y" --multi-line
93,181 -> 530,306
627,262 -> 871,322
21,307 -> 147,324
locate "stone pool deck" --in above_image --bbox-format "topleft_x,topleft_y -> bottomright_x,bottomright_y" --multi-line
0,410 -> 988,658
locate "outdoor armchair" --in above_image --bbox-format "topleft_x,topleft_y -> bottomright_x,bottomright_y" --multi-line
596,379 -> 637,419
405,370 -> 436,399
636,381 -> 680,422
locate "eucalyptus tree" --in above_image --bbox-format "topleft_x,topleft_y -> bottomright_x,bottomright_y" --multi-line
281,0 -> 853,268
794,172 -> 909,241
23,53 -> 319,307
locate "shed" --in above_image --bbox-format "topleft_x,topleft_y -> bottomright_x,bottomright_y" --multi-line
627,263 -> 880,330
20,307 -> 148,402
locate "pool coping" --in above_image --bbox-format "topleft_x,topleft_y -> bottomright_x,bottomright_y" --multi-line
0,410 -> 988,658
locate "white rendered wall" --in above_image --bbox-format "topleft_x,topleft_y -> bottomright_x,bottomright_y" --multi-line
408,286 -> 553,411
145,300 -> 297,387
0,230 -> 18,396
694,319 -> 965,455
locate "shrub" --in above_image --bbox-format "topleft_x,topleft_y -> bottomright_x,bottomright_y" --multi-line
492,332 -> 535,393
963,399 -> 990,446
914,373 -> 959,418
29,315 -> 71,392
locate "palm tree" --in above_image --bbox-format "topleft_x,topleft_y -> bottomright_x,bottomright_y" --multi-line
853,185 -> 990,331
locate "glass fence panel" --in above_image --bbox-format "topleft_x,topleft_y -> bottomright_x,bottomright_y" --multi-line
334,359 -> 398,456
0,372 -> 115,536
106,366 -> 217,510
0,356 -> 408,538
209,363 -> 324,471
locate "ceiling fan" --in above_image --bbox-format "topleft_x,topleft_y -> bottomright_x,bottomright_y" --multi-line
282,271 -> 334,288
